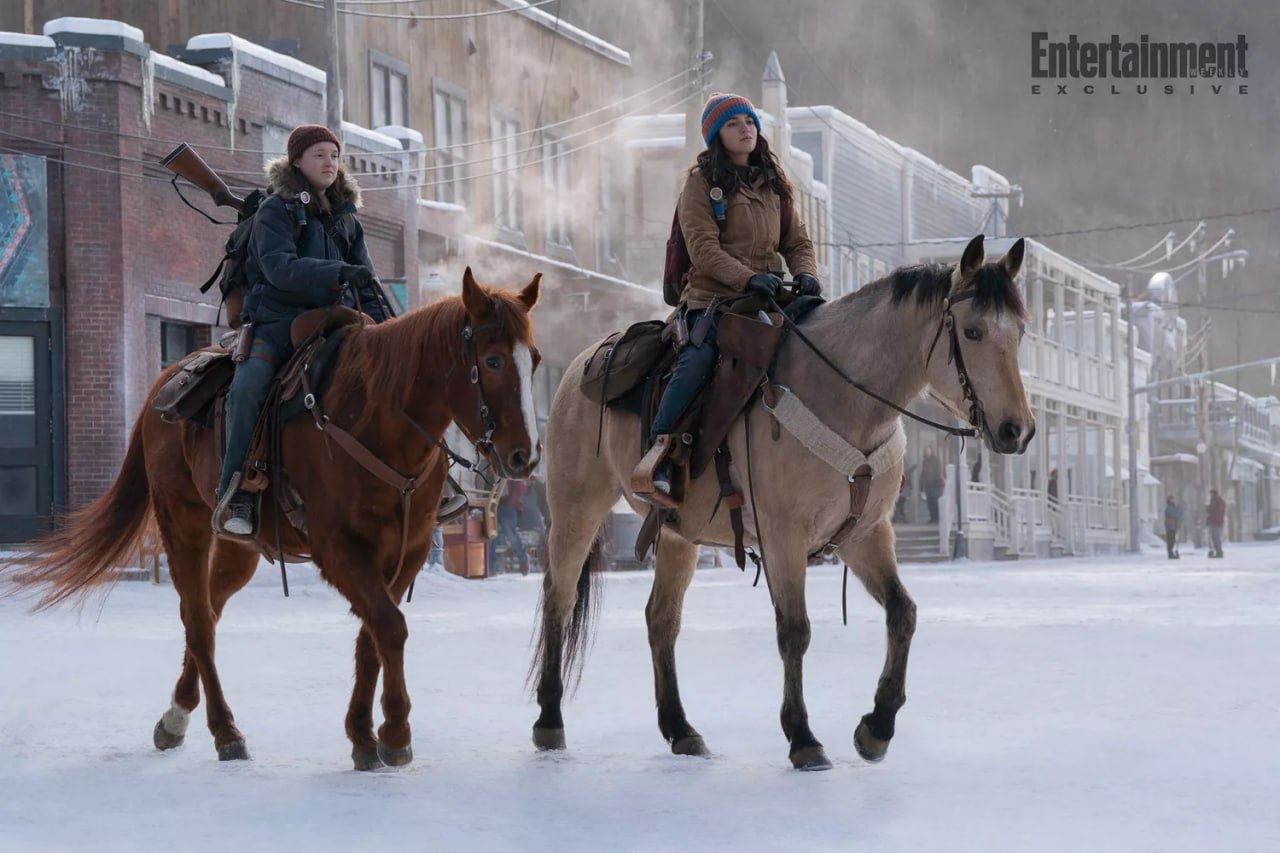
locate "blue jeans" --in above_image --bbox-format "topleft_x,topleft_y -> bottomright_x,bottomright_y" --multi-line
488,505 -> 528,575
216,323 -> 293,498
429,526 -> 444,565
650,309 -> 719,438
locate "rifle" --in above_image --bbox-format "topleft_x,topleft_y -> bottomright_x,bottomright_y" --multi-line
160,142 -> 245,219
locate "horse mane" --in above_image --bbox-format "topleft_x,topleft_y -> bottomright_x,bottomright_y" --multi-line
327,289 -> 534,423
848,261 -> 1027,321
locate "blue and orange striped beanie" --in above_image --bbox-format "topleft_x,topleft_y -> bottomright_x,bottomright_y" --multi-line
700,93 -> 761,149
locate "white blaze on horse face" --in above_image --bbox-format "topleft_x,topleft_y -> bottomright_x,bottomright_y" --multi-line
514,343 -> 539,460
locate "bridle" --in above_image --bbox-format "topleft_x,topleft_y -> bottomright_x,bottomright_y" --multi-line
775,289 -> 986,440
401,319 -> 513,485
923,290 -> 991,442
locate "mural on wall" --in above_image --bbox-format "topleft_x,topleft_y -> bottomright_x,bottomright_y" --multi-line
0,153 -> 50,308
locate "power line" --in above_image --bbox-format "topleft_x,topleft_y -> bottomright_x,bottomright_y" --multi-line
0,71 -> 703,195
817,206 -> 1280,251
274,0 -> 558,20
312,69 -> 706,182
0,62 -> 702,160
0,143 -> 174,185
366,75 -> 706,193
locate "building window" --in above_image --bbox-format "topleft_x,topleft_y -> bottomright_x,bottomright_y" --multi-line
370,51 -> 409,128
543,128 -> 571,248
161,321 -> 197,369
262,122 -> 290,168
491,107 -> 522,232
432,79 -> 469,205
597,151 -> 621,269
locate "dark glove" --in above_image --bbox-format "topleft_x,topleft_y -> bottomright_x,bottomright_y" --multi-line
745,272 -> 784,300
795,273 -> 822,296
339,264 -> 373,290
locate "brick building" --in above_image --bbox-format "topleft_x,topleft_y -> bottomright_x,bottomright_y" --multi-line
0,20 -> 419,539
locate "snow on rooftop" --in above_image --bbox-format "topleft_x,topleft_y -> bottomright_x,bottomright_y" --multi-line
186,33 -> 325,84
0,32 -> 57,49
43,17 -> 144,43
340,121 -> 401,153
375,125 -> 425,148
418,198 -> 467,214
151,51 -> 225,88
493,0 -> 630,65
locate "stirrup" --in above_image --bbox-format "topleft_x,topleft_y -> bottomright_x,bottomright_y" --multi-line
212,473 -> 255,539
632,435 -> 680,509
437,475 -> 469,524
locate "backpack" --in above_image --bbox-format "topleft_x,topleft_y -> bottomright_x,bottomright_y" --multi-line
198,188 -> 276,329
662,188 -> 793,307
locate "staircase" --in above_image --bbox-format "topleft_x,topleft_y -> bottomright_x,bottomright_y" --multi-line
894,523 -> 947,563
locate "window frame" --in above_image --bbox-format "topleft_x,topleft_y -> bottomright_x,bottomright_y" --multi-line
432,78 -> 471,205
369,50 -> 410,129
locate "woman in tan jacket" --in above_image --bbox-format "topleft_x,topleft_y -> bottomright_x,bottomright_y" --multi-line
645,93 -> 821,496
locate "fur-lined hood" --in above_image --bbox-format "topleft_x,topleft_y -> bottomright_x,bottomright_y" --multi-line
265,157 -> 362,214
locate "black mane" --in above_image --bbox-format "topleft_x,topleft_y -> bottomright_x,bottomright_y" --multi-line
858,261 -> 1027,320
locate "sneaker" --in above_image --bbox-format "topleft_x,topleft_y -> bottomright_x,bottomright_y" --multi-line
652,462 -> 673,496
437,476 -> 469,524
223,492 -> 255,536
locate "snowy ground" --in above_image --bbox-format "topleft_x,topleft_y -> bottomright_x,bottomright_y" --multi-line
3,543 -> 1279,852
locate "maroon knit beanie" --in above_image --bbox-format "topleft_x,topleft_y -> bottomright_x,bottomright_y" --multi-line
287,124 -> 342,164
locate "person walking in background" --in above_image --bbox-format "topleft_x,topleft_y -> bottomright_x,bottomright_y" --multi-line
488,479 -> 530,577
1047,468 -> 1059,505
920,446 -> 944,524
1206,489 -> 1227,558
1163,496 -> 1183,560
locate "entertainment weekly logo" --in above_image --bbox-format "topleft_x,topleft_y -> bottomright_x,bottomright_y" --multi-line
1031,33 -> 1250,95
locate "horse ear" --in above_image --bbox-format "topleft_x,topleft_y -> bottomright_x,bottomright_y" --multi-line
461,266 -> 492,321
958,234 -> 985,281
518,273 -> 542,311
1001,238 -> 1025,279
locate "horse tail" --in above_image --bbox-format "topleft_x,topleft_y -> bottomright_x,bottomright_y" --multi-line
561,535 -> 607,693
529,531 -> 608,696
3,415 -> 152,611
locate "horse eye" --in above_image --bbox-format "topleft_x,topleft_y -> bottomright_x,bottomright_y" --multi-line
964,328 -> 982,341
485,355 -> 503,370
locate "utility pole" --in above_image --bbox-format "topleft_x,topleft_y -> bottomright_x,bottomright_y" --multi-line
1194,232 -> 1212,510
1126,273 -> 1140,552
684,0 -> 706,162
325,0 -> 343,134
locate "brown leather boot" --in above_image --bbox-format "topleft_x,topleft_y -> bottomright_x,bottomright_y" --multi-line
632,435 -> 680,508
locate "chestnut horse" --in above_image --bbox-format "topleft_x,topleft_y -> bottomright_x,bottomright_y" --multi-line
5,268 -> 542,770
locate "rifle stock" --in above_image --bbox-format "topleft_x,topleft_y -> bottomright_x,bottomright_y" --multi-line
160,143 -> 245,213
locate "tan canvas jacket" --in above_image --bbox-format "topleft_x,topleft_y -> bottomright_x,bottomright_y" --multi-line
678,168 -> 818,310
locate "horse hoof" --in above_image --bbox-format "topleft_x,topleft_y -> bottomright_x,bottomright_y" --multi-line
376,741 -> 413,767
790,745 -> 833,771
352,747 -> 384,772
854,720 -> 890,763
671,736 -> 711,758
153,719 -> 185,752
532,727 -> 566,751
217,740 -> 250,761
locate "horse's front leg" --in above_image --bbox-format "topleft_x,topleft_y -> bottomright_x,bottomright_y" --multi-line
318,539 -> 416,770
840,520 -> 917,763
770,554 -> 830,770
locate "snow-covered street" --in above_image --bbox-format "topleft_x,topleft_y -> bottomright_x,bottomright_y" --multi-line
3,544 -> 1279,852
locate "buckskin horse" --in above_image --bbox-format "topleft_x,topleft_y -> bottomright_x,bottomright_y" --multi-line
5,268 -> 542,771
532,235 -> 1035,770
